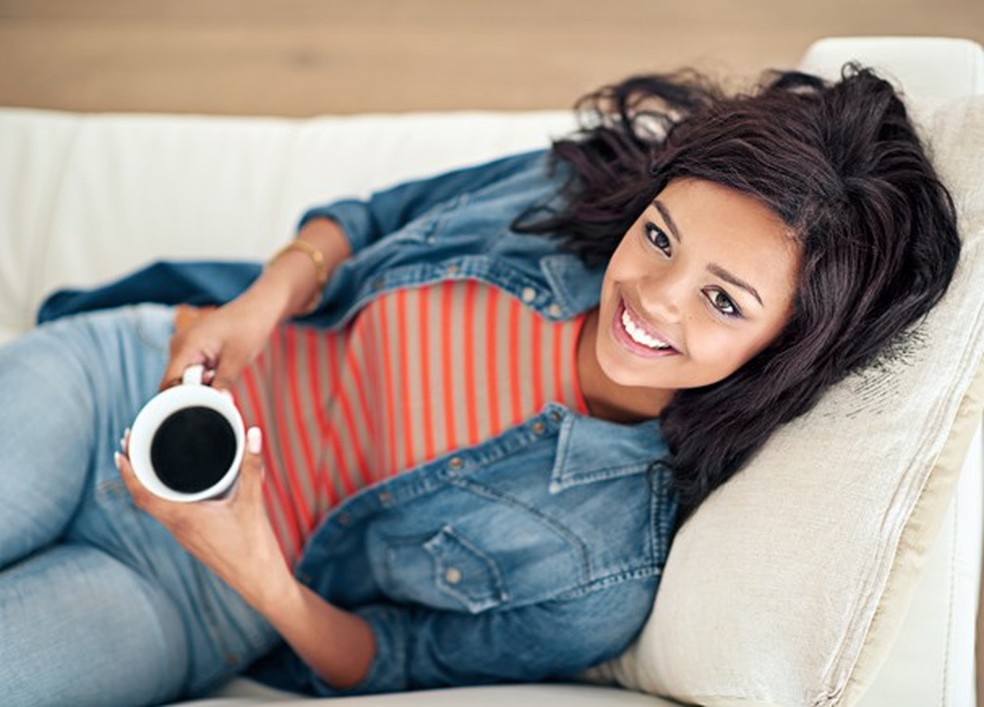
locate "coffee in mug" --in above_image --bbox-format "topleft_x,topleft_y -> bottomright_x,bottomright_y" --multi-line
127,364 -> 245,502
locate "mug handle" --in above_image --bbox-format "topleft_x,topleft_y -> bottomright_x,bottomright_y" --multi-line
182,364 -> 206,386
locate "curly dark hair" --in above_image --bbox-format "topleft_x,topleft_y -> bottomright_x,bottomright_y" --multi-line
513,64 -> 961,517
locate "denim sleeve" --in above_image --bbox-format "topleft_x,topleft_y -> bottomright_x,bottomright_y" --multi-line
296,148 -> 549,254
298,577 -> 658,696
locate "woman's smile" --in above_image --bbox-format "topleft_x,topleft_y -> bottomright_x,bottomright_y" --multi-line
612,298 -> 680,358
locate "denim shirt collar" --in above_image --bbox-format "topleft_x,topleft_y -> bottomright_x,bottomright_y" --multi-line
548,404 -> 667,493
538,254 -> 605,319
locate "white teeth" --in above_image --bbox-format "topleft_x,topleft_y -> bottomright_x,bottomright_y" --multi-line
621,308 -> 672,349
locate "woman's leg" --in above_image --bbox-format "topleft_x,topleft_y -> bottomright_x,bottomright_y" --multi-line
0,307 -> 106,567
0,544 -> 190,706
0,304 -> 279,705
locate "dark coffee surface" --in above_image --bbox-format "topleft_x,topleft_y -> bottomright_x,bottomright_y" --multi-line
151,406 -> 237,493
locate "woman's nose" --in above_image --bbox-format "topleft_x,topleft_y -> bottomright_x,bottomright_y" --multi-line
637,273 -> 684,323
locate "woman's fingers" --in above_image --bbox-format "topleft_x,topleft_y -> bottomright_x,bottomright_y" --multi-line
160,336 -> 245,393
114,449 -> 157,513
160,301 -> 275,393
159,344 -> 213,391
241,427 -> 265,492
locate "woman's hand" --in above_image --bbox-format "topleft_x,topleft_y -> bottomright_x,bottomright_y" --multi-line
160,291 -> 284,393
115,427 -> 293,608
161,219 -> 352,393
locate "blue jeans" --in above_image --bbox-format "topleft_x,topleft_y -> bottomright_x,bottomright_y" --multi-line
0,304 -> 279,706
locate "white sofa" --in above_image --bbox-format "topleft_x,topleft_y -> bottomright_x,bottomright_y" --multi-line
0,37 -> 981,707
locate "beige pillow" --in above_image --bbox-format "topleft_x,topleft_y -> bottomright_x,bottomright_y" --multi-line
585,96 -> 984,706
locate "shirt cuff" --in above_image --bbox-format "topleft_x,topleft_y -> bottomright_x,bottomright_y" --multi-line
296,200 -> 368,254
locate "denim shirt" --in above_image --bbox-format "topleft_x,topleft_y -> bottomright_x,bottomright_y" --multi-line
276,152 -> 676,693
37,148 -> 678,696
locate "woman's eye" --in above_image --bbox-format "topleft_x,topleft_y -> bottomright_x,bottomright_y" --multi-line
708,289 -> 742,318
644,222 -> 671,254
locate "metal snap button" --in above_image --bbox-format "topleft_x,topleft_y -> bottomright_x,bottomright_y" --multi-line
448,456 -> 464,470
378,490 -> 392,505
446,264 -> 459,276
531,421 -> 546,434
444,567 -> 462,585
547,303 -> 562,317
521,287 -> 537,303
549,410 -> 563,422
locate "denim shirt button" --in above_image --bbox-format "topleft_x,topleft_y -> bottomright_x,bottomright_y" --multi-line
531,421 -> 546,434
444,567 -> 463,585
549,410 -> 563,422
547,303 -> 562,318
378,490 -> 393,505
448,456 -> 464,470
446,264 -> 459,276
520,287 -> 537,303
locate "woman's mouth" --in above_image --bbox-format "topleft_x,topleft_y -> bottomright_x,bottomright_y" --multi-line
612,299 -> 679,359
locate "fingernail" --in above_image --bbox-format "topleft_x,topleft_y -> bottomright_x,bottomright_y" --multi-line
247,427 -> 262,454
113,451 -> 123,468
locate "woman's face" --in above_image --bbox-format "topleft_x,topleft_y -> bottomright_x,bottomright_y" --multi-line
594,177 -> 800,398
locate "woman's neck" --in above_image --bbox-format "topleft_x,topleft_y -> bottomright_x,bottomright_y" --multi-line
576,307 -> 674,423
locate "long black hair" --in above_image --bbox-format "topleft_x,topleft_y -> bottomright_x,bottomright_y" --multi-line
513,64 -> 961,516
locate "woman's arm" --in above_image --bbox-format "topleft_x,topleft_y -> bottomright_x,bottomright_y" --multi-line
169,150 -> 544,376
252,572 -> 376,690
157,216 -> 352,390
297,149 -> 547,255
247,216 -> 353,322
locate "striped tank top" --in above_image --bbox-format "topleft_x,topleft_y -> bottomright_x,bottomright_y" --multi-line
226,279 -> 589,564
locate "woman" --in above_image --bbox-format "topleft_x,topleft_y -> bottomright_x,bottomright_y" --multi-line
0,64 -> 960,705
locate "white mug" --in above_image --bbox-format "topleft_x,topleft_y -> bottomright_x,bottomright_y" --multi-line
127,364 -> 245,502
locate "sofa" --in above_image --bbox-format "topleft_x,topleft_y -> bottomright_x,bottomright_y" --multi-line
0,36 -> 981,707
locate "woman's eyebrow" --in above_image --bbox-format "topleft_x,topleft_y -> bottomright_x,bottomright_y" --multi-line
653,199 -> 682,242
708,264 -> 763,306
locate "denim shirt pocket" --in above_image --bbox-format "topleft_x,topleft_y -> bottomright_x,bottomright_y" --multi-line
380,524 -> 508,614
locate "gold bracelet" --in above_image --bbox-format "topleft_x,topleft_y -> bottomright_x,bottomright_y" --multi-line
268,239 -> 329,315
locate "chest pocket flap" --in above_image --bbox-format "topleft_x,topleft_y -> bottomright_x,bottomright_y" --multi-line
383,525 -> 509,614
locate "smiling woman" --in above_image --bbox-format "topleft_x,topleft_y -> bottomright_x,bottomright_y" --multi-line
0,60 -> 964,705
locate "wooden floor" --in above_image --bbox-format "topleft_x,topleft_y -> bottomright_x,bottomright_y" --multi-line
0,0 -> 981,116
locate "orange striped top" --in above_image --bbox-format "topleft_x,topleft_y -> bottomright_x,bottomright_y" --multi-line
228,279 -> 589,565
